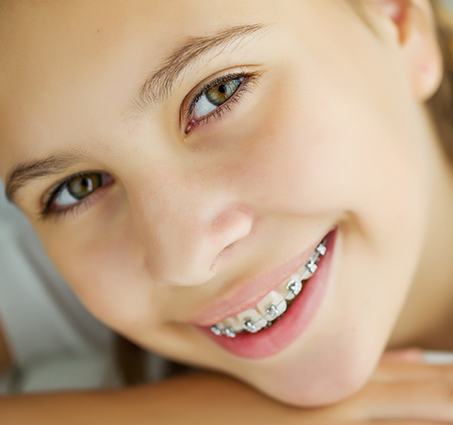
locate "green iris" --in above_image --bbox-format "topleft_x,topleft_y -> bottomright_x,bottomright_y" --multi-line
68,173 -> 102,200
205,79 -> 241,106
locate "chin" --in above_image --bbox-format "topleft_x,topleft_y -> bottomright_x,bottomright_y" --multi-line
260,367 -> 371,408
245,339 -> 382,407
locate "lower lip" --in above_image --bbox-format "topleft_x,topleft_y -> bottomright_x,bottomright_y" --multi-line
196,227 -> 339,359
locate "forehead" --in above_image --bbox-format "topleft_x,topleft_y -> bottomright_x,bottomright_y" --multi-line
0,0 -> 349,180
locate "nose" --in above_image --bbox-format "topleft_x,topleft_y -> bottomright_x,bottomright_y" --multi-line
136,184 -> 256,287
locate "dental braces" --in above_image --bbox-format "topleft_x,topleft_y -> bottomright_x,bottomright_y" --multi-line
209,238 -> 328,338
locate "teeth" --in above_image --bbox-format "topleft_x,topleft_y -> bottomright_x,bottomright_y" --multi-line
210,317 -> 242,337
300,263 -> 316,280
284,273 -> 304,301
224,316 -> 243,333
309,251 -> 320,264
316,241 -> 327,256
304,252 -> 320,276
209,236 -> 329,336
223,327 -> 236,338
210,323 -> 224,336
305,261 -> 318,275
256,290 -> 287,321
237,309 -> 267,333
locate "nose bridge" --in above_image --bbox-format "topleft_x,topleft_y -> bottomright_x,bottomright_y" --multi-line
133,167 -> 255,287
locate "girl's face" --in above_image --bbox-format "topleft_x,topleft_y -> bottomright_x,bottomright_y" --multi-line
0,0 -> 446,405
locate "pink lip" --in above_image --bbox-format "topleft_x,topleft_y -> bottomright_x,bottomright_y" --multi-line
191,227 -> 335,327
196,226 -> 338,359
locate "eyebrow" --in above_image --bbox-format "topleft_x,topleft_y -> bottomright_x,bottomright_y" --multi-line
4,22 -> 270,205
128,22 -> 270,113
4,151 -> 90,204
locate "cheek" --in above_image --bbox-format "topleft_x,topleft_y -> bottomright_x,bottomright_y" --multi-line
43,225 -> 161,335
251,327 -> 384,406
223,62 -> 429,404
230,60 -> 427,232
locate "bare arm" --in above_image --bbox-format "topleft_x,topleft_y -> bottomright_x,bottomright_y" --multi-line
0,372 -> 305,425
0,317 -> 302,424
0,318 -> 303,424
1,352 -> 453,424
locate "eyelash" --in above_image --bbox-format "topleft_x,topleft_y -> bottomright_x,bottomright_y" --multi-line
39,171 -> 114,222
183,70 -> 261,133
39,70 -> 262,221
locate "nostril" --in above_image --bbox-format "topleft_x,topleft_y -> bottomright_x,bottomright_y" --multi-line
210,241 -> 237,272
224,241 -> 236,251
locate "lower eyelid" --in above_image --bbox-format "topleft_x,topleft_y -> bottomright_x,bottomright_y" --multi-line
46,182 -> 110,220
41,173 -> 114,218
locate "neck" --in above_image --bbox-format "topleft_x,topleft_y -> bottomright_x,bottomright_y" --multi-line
388,109 -> 453,351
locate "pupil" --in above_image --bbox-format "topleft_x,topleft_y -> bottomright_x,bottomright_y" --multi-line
205,78 -> 242,106
81,178 -> 88,188
69,174 -> 99,199
81,177 -> 92,192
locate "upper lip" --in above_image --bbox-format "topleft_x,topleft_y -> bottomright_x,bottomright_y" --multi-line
191,227 -> 333,327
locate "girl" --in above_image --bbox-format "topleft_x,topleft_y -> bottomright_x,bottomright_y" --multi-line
1,0 -> 453,422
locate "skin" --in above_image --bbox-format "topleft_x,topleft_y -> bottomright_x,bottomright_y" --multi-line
0,0 -> 453,408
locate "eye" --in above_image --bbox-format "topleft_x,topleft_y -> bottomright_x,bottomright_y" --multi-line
183,70 -> 262,134
40,171 -> 113,220
192,78 -> 242,119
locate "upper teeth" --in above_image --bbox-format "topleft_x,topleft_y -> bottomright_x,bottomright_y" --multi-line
257,290 -> 287,321
209,237 -> 328,337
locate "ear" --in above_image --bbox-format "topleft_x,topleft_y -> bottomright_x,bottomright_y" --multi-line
369,0 -> 444,101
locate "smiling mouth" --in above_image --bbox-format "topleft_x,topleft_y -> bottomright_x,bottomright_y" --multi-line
208,235 -> 329,338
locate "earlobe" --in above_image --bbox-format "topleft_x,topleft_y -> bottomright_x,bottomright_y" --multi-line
372,0 -> 443,101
